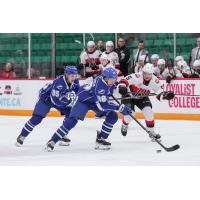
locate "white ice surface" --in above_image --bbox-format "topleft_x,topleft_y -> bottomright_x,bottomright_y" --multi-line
0,116 -> 199,166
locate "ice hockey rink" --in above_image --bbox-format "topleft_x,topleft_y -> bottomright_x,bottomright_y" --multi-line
0,115 -> 199,166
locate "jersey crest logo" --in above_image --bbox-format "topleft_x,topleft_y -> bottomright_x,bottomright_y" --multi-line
56,85 -> 63,90
98,89 -> 105,94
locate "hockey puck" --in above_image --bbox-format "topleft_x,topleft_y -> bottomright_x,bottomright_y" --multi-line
156,150 -> 162,153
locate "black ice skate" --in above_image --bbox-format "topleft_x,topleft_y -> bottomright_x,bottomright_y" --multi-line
121,123 -> 128,136
15,135 -> 25,147
95,131 -> 111,150
58,136 -> 71,146
45,140 -> 55,152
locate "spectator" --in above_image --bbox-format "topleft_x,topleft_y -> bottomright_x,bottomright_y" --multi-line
100,41 -> 122,76
134,55 -> 149,73
165,59 -> 184,83
154,59 -> 166,78
151,54 -> 159,67
115,37 -> 130,76
97,40 -> 105,55
132,40 -> 148,71
176,60 -> 191,78
0,62 -> 16,79
79,41 -> 101,77
190,37 -> 200,66
191,59 -> 200,77
175,56 -> 184,66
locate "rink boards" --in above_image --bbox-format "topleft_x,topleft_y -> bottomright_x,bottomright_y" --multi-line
0,78 -> 200,120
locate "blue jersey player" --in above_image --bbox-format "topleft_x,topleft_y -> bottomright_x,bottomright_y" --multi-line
16,65 -> 80,147
45,67 -> 131,151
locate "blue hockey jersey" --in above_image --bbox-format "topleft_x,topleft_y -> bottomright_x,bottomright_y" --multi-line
39,75 -> 80,108
77,76 -> 119,111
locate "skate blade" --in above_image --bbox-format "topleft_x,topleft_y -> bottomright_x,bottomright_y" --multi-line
15,142 -> 23,147
45,146 -> 54,152
58,141 -> 70,146
95,143 -> 111,150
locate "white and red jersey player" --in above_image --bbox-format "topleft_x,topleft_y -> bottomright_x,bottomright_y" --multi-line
80,41 -> 101,77
99,53 -> 123,77
100,41 -> 122,76
118,63 -> 174,139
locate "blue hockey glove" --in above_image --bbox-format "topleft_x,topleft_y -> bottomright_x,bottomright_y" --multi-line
118,104 -> 132,115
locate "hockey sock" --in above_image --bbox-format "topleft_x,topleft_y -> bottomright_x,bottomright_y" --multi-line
100,111 -> 118,139
51,117 -> 78,143
20,115 -> 43,137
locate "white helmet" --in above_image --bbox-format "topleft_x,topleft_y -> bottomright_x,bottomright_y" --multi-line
151,54 -> 159,61
175,56 -> 184,63
157,59 -> 166,66
142,63 -> 154,74
193,60 -> 200,68
87,41 -> 95,47
106,41 -> 114,47
177,60 -> 187,68
139,55 -> 149,62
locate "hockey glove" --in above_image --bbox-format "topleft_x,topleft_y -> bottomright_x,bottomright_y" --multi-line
118,85 -> 128,96
90,62 -> 99,70
163,91 -> 175,100
118,104 -> 132,115
166,75 -> 173,83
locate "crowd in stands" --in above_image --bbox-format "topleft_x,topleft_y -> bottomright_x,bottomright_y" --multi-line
1,35 -> 200,80
78,36 -> 200,83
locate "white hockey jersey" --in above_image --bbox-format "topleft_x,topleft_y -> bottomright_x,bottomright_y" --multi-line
154,67 -> 184,78
100,51 -> 122,76
119,73 -> 163,99
80,50 -> 101,76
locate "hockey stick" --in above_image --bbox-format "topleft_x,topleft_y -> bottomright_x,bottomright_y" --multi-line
89,33 -> 94,41
127,91 -> 200,97
110,94 -> 180,152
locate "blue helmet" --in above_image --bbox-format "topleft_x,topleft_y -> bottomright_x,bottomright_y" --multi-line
102,67 -> 117,79
64,65 -> 78,75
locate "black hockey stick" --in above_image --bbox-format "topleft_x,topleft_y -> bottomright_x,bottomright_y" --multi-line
110,94 -> 180,152
127,91 -> 200,97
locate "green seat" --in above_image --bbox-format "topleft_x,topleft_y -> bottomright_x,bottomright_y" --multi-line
130,40 -> 138,48
154,39 -> 164,46
163,39 -> 173,46
176,33 -> 189,38
57,43 -> 68,50
40,43 -> 51,50
176,38 -> 186,46
185,38 -> 196,46
32,43 -> 41,50
157,33 -> 168,39
146,33 -> 157,40
144,40 -> 154,48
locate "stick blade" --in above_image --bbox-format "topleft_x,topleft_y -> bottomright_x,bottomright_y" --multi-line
74,40 -> 81,44
166,144 -> 180,152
